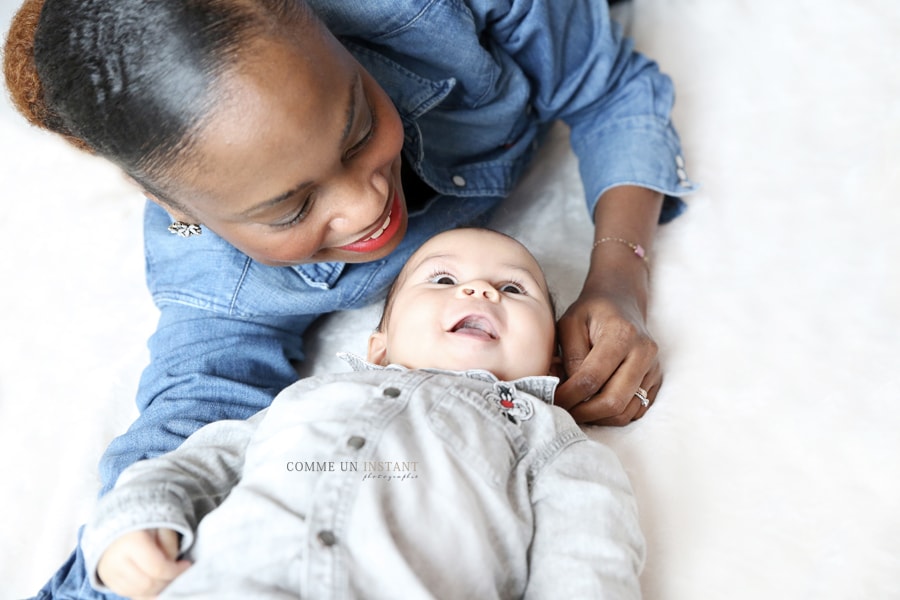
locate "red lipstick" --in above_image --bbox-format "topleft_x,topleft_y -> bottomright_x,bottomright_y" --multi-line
337,191 -> 403,253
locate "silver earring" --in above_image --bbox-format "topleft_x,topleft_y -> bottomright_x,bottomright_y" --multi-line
167,221 -> 202,237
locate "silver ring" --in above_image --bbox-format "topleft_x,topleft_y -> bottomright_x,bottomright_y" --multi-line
635,387 -> 650,408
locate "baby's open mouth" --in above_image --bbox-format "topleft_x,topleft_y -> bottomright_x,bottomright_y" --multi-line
450,315 -> 498,340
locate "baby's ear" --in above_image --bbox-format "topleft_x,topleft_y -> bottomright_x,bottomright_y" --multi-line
367,332 -> 389,366
549,354 -> 565,380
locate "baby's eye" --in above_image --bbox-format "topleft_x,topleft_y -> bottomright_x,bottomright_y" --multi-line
500,282 -> 525,294
430,274 -> 458,285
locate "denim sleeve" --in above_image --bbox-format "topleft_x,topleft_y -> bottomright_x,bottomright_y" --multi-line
525,430 -> 646,598
482,0 -> 696,219
96,304 -> 313,495
83,414 -> 261,592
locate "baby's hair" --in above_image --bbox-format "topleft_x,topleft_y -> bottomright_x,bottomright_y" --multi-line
376,227 -> 558,332
3,0 -> 314,207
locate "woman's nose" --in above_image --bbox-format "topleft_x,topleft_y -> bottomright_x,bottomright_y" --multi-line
457,280 -> 499,302
328,168 -> 390,233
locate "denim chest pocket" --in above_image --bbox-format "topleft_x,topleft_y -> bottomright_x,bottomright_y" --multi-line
426,385 -> 529,487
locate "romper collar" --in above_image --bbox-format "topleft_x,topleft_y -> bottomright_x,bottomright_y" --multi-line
337,352 -> 559,405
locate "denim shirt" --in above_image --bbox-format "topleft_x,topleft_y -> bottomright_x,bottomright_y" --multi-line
99,0 -> 696,492
84,357 -> 645,599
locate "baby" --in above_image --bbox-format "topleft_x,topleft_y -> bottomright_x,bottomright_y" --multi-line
83,228 -> 645,599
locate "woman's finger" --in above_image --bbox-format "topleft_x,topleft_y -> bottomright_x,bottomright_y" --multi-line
555,306 -> 633,410
554,309 -> 594,409
632,364 -> 663,420
569,353 -> 661,424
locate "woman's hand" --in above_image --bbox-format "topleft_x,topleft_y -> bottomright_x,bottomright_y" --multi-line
97,528 -> 191,599
554,185 -> 665,425
555,285 -> 661,425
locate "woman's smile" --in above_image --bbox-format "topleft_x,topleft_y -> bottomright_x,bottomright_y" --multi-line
159,25 -> 408,266
337,191 -> 404,253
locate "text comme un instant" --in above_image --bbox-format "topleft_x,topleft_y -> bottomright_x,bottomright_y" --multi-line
286,460 -> 418,473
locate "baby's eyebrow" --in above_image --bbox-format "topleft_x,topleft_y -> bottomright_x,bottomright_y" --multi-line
408,253 -> 454,274
500,263 -> 536,276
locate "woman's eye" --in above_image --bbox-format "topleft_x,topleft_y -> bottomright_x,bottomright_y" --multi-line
430,274 -> 457,285
344,131 -> 371,160
500,283 -> 525,294
344,106 -> 377,160
274,197 -> 313,228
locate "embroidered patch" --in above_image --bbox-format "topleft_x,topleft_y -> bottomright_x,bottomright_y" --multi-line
486,383 -> 533,422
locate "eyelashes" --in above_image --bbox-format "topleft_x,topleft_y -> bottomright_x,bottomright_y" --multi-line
273,100 -> 377,230
273,195 -> 314,229
429,271 -> 457,285
427,269 -> 527,295
344,101 -> 377,161
498,281 -> 525,295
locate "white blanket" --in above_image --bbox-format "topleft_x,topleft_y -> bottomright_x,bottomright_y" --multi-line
2,1 -> 898,597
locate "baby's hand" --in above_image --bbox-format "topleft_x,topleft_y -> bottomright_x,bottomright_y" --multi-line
97,528 -> 191,599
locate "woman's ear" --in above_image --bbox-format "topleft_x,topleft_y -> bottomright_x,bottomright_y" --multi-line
142,191 -> 192,222
122,175 -> 160,204
132,183 -> 196,224
142,190 -> 163,206
367,331 -> 389,366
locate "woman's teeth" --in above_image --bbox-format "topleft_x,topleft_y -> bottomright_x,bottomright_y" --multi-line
366,214 -> 391,241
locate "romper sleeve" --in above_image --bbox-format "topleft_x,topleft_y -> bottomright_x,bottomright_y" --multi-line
82,411 -> 265,593
525,429 -> 646,599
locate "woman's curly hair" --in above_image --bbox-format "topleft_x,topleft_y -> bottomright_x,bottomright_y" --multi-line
3,0 -> 314,202
3,0 -> 92,152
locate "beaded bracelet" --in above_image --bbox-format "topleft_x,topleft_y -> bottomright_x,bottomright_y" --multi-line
592,237 -> 650,268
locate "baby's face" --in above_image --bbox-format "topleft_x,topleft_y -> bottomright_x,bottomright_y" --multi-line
368,229 -> 556,381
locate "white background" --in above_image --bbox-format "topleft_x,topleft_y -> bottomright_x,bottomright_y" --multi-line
2,0 -> 899,597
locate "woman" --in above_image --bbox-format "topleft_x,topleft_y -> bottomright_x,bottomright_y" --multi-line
4,0 -> 694,597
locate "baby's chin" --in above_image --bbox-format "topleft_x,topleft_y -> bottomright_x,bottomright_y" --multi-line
403,359 -> 534,382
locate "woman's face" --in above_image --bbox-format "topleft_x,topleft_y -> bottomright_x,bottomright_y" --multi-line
162,24 -> 407,266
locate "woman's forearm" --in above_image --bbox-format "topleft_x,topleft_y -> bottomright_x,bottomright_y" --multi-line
585,185 -> 663,316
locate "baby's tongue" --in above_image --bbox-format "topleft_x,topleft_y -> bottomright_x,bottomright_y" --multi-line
454,318 -> 494,340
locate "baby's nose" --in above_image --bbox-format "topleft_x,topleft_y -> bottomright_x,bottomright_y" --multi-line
457,280 -> 499,302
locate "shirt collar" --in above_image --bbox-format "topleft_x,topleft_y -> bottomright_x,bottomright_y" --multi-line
337,352 -> 559,405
